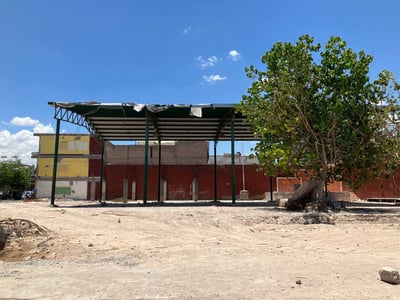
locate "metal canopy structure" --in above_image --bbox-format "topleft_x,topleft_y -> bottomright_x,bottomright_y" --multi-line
48,102 -> 256,141
48,102 -> 259,206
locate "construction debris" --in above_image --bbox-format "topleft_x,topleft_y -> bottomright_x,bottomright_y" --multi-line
0,218 -> 50,260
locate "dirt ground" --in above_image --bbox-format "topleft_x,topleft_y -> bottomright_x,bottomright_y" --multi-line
1,199 -> 400,299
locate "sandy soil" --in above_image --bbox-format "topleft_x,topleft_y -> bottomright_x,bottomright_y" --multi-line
1,199 -> 400,299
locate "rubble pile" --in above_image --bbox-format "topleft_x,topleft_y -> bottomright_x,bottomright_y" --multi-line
0,218 -> 50,261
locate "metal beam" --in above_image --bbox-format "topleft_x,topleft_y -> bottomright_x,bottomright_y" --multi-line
157,138 -> 162,203
231,116 -> 236,204
214,140 -> 217,202
99,140 -> 105,203
215,109 -> 234,141
146,110 -> 162,140
54,106 -> 93,134
143,114 -> 149,204
50,119 -> 60,206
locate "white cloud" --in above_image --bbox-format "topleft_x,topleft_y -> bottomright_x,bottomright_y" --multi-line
228,50 -> 241,61
196,56 -> 220,68
33,123 -> 54,134
11,116 -> 40,127
0,118 -> 54,165
182,26 -> 192,35
202,74 -> 227,84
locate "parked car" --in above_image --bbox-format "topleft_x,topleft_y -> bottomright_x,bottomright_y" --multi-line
0,191 -> 11,200
0,191 -> 23,200
22,191 -> 33,199
11,191 -> 22,200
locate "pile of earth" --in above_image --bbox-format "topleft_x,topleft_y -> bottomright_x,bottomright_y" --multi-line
0,218 -> 50,262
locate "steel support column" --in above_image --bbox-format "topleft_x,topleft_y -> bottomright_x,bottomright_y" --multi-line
213,141 -> 217,201
50,119 -> 61,206
99,141 -> 105,203
231,116 -> 236,204
157,138 -> 162,203
143,116 -> 149,204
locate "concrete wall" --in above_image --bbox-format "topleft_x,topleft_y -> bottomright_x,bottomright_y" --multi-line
36,180 -> 88,200
37,157 -> 88,177
105,141 -> 209,165
208,155 -> 259,165
39,135 -> 90,155
35,134 -> 92,199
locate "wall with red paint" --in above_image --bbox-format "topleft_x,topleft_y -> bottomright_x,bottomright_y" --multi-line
100,164 -> 273,201
343,173 -> 400,199
294,169 -> 400,199
89,137 -> 400,201
87,137 -> 105,200
95,163 -> 400,201
89,137 -> 103,154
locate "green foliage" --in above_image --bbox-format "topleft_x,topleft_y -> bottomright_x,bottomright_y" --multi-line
238,35 -> 400,189
0,158 -> 34,191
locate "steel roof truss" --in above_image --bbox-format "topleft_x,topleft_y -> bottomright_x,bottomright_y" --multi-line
54,106 -> 94,134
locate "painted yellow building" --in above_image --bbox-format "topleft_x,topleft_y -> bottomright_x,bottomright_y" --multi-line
39,134 -> 89,155
34,134 -> 91,199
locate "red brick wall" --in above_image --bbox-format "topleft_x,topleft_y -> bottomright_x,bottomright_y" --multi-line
99,164 -> 273,201
89,158 -> 400,201
89,136 -> 102,154
343,173 -> 400,199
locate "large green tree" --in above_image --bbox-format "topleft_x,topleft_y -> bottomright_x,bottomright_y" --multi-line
0,158 -> 34,194
238,35 -> 400,209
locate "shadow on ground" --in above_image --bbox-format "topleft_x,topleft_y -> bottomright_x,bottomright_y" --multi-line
52,199 -> 400,215
54,200 -> 276,209
341,201 -> 400,214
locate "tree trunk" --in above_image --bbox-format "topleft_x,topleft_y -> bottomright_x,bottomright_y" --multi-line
286,180 -> 321,210
312,180 -> 325,202
308,144 -> 329,209
285,141 -> 329,210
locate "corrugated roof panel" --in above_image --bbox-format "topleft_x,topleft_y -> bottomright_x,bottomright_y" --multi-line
49,102 -> 257,142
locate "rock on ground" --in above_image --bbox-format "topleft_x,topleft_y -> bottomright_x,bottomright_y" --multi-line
379,267 -> 400,284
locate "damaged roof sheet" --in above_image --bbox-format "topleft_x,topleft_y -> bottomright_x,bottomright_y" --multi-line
48,102 -> 257,141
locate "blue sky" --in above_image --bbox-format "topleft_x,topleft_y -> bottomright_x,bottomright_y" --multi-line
1,0 -> 399,164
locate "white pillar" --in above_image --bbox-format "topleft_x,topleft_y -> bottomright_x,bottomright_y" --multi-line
192,179 -> 198,201
102,181 -> 106,201
90,178 -> 96,201
131,181 -> 136,201
162,179 -> 167,202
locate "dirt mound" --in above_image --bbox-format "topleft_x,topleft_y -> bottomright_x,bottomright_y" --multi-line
237,212 -> 335,226
238,210 -> 400,227
0,218 -> 50,262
